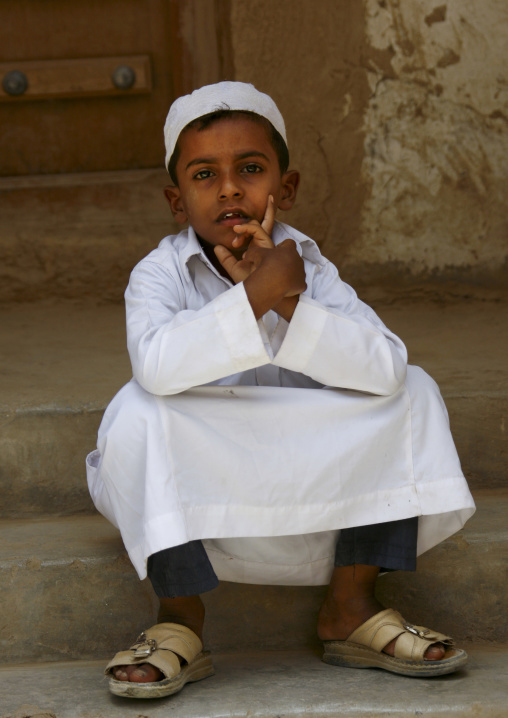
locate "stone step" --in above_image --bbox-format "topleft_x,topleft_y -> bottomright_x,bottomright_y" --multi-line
0,169 -> 175,304
1,491 -> 506,665
1,645 -> 507,718
1,300 -> 507,519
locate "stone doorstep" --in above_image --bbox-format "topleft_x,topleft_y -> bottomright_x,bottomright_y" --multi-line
0,491 -> 506,665
1,646 -> 508,718
0,169 -> 176,304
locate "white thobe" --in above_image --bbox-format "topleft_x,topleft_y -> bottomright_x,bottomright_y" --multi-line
86,222 -> 475,584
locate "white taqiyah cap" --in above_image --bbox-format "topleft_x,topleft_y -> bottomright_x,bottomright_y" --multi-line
163,81 -> 287,170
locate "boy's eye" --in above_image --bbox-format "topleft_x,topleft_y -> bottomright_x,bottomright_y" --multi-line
242,163 -> 262,174
194,169 -> 214,180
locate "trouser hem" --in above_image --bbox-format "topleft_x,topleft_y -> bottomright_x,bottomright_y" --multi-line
334,517 -> 418,572
147,518 -> 419,595
150,574 -> 219,598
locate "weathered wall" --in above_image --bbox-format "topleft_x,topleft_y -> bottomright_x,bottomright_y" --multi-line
0,170 -> 174,302
351,0 -> 508,296
2,0 -> 507,301
227,0 -> 371,269
228,0 -> 508,298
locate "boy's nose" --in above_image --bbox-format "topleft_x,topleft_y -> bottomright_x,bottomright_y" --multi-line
218,173 -> 243,199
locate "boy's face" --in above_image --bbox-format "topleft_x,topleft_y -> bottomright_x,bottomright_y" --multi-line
164,116 -> 299,255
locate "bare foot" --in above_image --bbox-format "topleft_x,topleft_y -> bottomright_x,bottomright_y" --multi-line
318,565 -> 446,661
317,597 -> 446,661
112,594 -> 205,683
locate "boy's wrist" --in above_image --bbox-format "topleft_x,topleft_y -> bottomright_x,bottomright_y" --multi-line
243,270 -> 287,320
273,295 -> 299,322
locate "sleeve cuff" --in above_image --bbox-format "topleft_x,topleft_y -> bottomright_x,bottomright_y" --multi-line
215,282 -> 274,368
272,295 -> 326,372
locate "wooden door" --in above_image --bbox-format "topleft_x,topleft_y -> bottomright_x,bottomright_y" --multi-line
0,0 -> 180,176
0,0 -> 231,302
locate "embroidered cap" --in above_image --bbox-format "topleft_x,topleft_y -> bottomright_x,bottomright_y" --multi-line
163,81 -> 287,170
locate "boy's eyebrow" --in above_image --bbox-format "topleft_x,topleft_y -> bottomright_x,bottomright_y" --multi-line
185,150 -> 270,171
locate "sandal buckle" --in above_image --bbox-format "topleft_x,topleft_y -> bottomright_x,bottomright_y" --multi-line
132,632 -> 158,658
403,623 -> 429,639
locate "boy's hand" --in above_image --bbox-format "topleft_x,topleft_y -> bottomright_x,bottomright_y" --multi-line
242,239 -> 307,320
214,194 -> 306,321
231,194 -> 276,251
214,244 -> 256,285
214,194 -> 276,284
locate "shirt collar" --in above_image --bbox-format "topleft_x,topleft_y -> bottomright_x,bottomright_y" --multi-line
180,225 -> 204,266
272,221 -> 325,266
181,225 -> 230,283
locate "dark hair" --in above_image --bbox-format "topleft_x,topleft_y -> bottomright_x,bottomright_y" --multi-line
167,109 -> 289,186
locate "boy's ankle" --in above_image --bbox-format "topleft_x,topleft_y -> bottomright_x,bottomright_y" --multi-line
157,595 -> 205,641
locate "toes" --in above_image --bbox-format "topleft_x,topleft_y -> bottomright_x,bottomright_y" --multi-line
113,666 -> 129,681
112,663 -> 163,683
129,664 -> 163,683
383,639 -> 446,661
424,643 -> 446,661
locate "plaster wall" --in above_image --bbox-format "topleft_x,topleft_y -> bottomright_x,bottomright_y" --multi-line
229,0 -> 508,297
228,0 -> 371,267
355,0 -> 508,295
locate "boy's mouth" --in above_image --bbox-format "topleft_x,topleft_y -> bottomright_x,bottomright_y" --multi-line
216,209 -> 250,226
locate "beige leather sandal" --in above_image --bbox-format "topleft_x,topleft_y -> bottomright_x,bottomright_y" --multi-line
106,622 -> 215,698
322,608 -> 468,677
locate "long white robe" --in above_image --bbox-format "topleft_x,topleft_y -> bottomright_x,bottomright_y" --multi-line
86,222 -> 475,584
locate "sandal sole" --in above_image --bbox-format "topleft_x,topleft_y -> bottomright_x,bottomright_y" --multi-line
323,643 -> 468,677
108,651 -> 215,699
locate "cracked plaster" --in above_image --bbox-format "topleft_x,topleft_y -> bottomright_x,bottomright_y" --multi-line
227,0 -> 508,294
347,0 -> 508,281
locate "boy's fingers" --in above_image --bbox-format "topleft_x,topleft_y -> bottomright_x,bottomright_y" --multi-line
232,233 -> 247,249
214,244 -> 236,270
261,195 -> 275,237
233,220 -> 273,249
277,238 -> 297,250
214,245 -> 256,283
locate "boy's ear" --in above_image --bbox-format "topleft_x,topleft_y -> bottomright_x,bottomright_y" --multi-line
164,185 -> 188,224
277,170 -> 300,211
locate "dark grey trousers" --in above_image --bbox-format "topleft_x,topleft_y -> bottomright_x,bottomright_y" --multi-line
147,517 -> 418,598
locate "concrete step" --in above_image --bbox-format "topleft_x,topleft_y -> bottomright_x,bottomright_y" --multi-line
0,302 -> 130,519
0,300 -> 507,519
1,645 -> 507,718
0,169 -> 176,304
1,491 -> 506,665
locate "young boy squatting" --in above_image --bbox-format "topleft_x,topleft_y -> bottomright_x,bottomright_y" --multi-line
86,82 -> 475,699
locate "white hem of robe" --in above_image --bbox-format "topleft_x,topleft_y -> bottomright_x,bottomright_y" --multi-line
86,365 -> 475,585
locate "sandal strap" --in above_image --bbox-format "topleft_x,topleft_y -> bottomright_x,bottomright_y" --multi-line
347,609 -> 454,662
105,622 -> 203,679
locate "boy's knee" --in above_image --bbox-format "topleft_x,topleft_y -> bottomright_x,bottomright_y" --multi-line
405,365 -> 442,399
98,379 -> 161,446
405,364 -> 449,423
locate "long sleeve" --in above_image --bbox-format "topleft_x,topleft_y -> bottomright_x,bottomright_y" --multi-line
125,259 -> 272,396
272,243 -> 408,396
125,225 -> 407,398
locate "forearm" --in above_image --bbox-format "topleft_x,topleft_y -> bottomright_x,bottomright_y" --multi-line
272,295 -> 408,395
127,282 -> 272,395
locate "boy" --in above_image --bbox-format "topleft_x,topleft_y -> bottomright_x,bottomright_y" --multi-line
86,82 -> 475,699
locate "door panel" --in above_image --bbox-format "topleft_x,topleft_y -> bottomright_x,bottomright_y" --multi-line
0,0 -> 176,175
